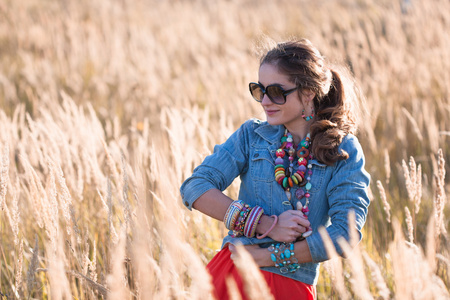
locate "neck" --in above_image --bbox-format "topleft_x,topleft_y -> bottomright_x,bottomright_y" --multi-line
284,123 -> 311,145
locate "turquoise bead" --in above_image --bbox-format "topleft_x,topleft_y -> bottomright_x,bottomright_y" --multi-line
284,249 -> 291,259
271,253 -> 277,262
305,182 -> 312,190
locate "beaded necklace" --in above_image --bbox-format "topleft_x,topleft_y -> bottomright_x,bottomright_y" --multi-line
274,129 -> 314,237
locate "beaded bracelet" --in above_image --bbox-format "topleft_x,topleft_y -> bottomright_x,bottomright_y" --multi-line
256,215 -> 278,239
223,200 -> 245,230
268,242 -> 300,274
243,206 -> 264,238
231,204 -> 252,237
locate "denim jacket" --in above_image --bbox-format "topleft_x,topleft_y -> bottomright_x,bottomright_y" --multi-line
180,118 -> 370,285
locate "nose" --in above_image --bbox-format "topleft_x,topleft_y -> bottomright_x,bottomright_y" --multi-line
260,94 -> 272,106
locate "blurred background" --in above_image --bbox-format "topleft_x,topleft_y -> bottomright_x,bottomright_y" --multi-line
0,0 -> 448,298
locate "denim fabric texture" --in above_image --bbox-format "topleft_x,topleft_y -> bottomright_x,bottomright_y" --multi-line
180,118 -> 370,285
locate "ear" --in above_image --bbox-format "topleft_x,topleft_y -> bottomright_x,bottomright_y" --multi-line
302,89 -> 316,102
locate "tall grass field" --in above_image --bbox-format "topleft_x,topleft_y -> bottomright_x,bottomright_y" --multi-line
0,0 -> 449,298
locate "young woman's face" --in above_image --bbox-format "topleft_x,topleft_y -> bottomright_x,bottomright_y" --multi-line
258,63 -> 306,129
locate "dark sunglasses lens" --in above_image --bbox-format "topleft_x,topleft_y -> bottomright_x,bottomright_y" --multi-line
266,86 -> 286,104
249,83 -> 263,101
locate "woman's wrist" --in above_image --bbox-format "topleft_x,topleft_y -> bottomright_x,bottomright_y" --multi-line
255,214 -> 276,235
254,246 -> 274,267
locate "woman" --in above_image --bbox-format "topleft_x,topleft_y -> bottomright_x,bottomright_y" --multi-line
180,39 -> 370,299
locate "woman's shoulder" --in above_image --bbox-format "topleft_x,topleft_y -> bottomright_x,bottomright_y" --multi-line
339,133 -> 363,151
337,133 -> 366,164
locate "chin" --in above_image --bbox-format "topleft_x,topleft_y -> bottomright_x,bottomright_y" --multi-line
266,117 -> 283,126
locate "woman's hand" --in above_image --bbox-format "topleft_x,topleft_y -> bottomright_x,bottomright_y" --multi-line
269,210 -> 310,242
229,244 -> 273,267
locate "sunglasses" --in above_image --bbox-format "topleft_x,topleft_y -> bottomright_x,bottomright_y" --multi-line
249,82 -> 298,105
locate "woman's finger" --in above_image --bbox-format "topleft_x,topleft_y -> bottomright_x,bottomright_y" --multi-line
291,215 -> 311,227
288,210 -> 307,218
229,244 -> 236,261
295,224 -> 306,234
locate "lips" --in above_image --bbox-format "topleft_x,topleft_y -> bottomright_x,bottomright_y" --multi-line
265,110 -> 279,116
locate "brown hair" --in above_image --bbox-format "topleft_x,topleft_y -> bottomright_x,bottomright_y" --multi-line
260,39 -> 364,165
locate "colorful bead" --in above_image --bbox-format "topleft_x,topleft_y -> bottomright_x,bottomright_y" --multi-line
300,140 -> 308,148
275,167 -> 285,173
275,170 -> 285,178
275,174 -> 285,183
293,172 -> 302,183
297,147 -> 309,158
295,189 -> 305,199
298,158 -> 307,166
276,149 -> 285,157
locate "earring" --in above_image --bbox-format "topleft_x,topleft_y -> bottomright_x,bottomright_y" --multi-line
302,108 -> 314,121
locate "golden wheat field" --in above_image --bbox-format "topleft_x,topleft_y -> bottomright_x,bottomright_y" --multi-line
0,0 -> 449,298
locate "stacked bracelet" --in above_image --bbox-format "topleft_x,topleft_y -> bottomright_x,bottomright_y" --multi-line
232,204 -> 253,237
224,200 -> 244,230
225,201 -> 265,238
268,242 -> 300,274
244,206 -> 264,238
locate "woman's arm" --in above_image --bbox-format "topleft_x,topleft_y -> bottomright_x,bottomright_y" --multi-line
229,240 -> 312,267
306,135 -> 370,262
193,189 -> 311,242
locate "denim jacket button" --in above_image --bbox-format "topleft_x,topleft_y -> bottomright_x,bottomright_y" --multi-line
254,153 -> 259,158
184,201 -> 189,207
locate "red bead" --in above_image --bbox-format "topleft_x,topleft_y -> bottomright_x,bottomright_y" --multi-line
276,149 -> 285,158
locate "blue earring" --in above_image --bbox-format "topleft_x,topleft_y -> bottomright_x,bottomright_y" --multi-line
302,108 -> 314,121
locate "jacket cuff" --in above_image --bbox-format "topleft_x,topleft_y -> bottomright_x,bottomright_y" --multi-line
305,231 -> 329,263
180,183 -> 217,211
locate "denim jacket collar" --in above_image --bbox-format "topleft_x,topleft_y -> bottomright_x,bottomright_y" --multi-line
254,123 -> 284,144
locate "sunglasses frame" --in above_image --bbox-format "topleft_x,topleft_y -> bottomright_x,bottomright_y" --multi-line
249,82 -> 298,105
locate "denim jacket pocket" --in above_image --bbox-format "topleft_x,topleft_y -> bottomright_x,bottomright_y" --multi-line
250,148 -> 275,182
250,148 -> 274,211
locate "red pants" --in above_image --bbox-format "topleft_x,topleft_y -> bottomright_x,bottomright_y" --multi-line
207,247 -> 316,300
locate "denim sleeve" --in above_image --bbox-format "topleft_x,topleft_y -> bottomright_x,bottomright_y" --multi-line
179,121 -> 251,210
306,134 -> 370,262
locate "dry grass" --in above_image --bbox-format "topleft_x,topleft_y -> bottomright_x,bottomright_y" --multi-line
0,0 -> 449,298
